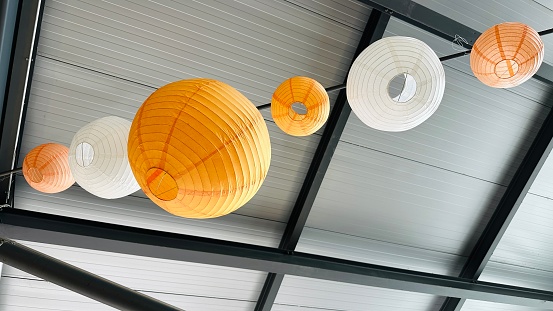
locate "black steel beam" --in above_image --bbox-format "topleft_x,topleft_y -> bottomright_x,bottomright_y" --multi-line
254,9 -> 390,311
3,209 -> 553,308
0,0 -> 43,206
278,8 -> 389,251
0,237 -> 184,311
0,0 -> 19,119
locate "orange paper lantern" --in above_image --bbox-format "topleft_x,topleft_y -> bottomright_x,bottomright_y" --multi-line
128,78 -> 271,219
23,143 -> 74,193
471,22 -> 544,88
271,76 -> 330,136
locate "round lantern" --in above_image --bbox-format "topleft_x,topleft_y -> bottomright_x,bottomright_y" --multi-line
128,78 -> 271,219
271,76 -> 330,136
470,22 -> 544,88
23,143 -> 74,193
346,36 -> 445,132
68,116 -> 139,199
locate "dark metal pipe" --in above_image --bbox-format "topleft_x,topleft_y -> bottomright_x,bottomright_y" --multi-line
538,27 -> 553,36
325,83 -> 346,92
0,237 -> 184,311
256,83 -> 347,110
256,103 -> 271,110
440,50 -> 471,62
0,167 -> 21,178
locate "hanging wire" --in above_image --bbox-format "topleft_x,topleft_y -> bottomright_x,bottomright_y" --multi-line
257,27 -> 553,110
440,27 -> 553,62
0,168 -> 22,178
256,84 -> 346,110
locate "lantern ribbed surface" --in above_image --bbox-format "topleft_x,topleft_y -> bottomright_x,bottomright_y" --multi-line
23,143 -> 74,193
471,22 -> 544,88
271,76 -> 330,136
346,36 -> 445,132
68,116 -> 140,199
128,78 -> 271,219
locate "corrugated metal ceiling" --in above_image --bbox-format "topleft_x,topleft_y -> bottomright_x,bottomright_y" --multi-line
6,0 -> 553,311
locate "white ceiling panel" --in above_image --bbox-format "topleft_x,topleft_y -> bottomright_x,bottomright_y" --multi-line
285,0 -> 371,31
38,0 -> 364,104
297,227 -> 464,276
0,278 -> 255,311
462,299 -> 550,311
15,180 -> 284,247
479,193 -> 553,291
300,141 -> 503,273
273,275 -> 445,311
528,151 -> 553,199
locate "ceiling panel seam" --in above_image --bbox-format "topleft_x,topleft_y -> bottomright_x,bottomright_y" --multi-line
3,275 -> 258,303
442,63 -> 553,108
37,54 -> 157,90
303,226 -> 471,257
33,55 -> 301,124
281,0 -> 364,31
274,302 -> 349,311
526,191 -> 553,200
336,139 -> 509,187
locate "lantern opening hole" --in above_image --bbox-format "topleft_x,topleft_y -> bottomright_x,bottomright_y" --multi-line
289,102 -> 308,120
146,167 -> 178,201
75,142 -> 95,167
495,59 -> 520,79
388,73 -> 417,103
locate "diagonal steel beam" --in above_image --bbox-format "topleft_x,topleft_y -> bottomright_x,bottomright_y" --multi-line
0,237 -> 184,311
253,9 -> 390,311
3,209 -> 553,308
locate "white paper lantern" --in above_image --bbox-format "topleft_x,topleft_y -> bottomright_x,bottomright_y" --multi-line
346,36 -> 445,132
69,116 -> 139,199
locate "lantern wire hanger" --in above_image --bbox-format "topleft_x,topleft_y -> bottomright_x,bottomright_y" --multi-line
439,26 -> 553,62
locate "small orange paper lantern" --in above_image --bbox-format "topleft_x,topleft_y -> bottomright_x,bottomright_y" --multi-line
128,78 -> 271,219
23,143 -> 74,193
271,76 -> 330,136
471,22 -> 544,88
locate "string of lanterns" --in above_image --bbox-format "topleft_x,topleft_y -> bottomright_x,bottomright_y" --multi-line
6,22 -> 550,218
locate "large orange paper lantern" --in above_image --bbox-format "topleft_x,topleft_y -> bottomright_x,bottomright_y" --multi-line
128,78 -> 271,219
271,76 -> 330,136
23,143 -> 74,193
471,22 -> 544,88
